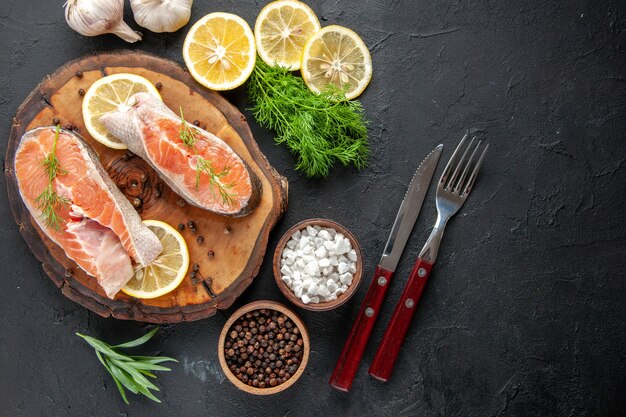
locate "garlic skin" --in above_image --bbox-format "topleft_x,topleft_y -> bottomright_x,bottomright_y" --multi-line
130,0 -> 193,33
64,0 -> 142,43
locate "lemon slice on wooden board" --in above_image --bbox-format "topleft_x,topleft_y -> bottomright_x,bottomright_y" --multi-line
183,12 -> 256,91
301,25 -> 372,100
122,220 -> 190,299
82,73 -> 161,150
254,0 -> 321,70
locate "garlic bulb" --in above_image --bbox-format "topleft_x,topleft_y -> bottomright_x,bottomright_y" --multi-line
130,0 -> 193,33
64,0 -> 142,43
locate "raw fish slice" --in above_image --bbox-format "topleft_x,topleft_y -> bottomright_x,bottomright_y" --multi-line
100,92 -> 262,217
66,218 -> 133,298
14,127 -> 162,298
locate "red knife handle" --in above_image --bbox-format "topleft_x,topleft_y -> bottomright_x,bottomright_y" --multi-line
368,258 -> 434,382
329,265 -> 394,391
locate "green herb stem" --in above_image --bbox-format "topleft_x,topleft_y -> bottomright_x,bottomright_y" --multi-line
77,327 -> 177,404
178,108 -> 236,206
35,125 -> 69,230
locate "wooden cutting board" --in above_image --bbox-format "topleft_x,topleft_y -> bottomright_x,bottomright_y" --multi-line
5,51 -> 288,323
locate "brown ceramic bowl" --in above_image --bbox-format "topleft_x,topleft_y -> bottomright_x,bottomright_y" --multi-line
273,218 -> 363,311
218,300 -> 310,395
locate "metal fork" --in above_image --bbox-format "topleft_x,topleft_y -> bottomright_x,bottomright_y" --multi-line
368,133 -> 489,382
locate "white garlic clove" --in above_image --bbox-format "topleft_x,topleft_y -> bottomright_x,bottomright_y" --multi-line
130,0 -> 193,33
64,0 -> 142,43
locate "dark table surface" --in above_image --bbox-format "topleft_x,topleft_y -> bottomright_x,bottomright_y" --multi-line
1,1 -> 625,416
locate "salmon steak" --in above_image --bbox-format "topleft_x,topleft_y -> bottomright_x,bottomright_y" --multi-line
100,92 -> 262,217
14,127 -> 163,298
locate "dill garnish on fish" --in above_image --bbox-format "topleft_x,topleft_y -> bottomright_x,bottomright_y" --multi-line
179,108 -> 236,205
35,125 -> 69,230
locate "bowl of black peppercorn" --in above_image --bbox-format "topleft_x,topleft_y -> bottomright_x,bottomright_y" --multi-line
218,300 -> 310,395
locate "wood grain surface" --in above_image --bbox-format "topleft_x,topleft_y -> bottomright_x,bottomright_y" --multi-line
5,51 -> 288,323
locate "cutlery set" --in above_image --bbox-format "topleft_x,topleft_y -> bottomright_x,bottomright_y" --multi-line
330,133 -> 489,391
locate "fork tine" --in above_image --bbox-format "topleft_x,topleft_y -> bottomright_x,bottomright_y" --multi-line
454,140 -> 482,194
439,132 -> 468,186
462,143 -> 489,196
447,137 -> 475,190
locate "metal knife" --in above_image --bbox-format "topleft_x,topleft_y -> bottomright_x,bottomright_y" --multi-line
329,144 -> 443,392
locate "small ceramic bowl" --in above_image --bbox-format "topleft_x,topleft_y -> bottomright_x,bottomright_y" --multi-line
218,300 -> 310,395
273,218 -> 363,311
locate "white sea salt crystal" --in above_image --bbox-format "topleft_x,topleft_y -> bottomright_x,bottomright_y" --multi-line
301,294 -> 311,304
282,276 -> 292,287
317,286 -> 330,297
318,230 -> 332,240
292,230 -> 301,240
325,228 -> 337,238
348,249 -> 357,262
323,241 -> 335,251
304,260 -> 320,276
306,225 -> 318,236
318,258 -> 330,268
326,293 -> 337,301
314,237 -> 324,247
315,246 -> 327,258
299,236 -> 310,249
322,266 -> 333,276
329,272 -> 339,282
292,271 -> 301,281
326,279 -> 338,293
337,262 -> 349,274
286,239 -> 296,249
339,273 -> 353,286
329,256 -> 338,266
338,255 -> 348,263
348,263 -> 356,274
294,284 -> 303,298
309,296 -> 320,304
280,265 -> 291,276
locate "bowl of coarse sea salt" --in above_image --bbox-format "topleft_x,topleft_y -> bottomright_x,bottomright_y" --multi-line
273,218 -> 363,311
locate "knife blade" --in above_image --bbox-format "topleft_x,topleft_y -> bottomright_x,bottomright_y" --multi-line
329,144 -> 443,392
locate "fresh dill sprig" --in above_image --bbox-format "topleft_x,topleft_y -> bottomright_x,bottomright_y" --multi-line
77,327 -> 177,405
35,125 -> 69,230
247,60 -> 370,178
195,158 -> 236,206
178,108 -> 236,205
178,107 -> 198,148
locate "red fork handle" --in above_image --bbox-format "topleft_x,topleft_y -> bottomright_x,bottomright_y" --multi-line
368,258 -> 434,381
329,265 -> 394,391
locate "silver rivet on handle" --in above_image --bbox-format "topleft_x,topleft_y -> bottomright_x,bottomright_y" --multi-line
418,267 -> 427,277
377,276 -> 387,286
405,299 -> 415,308
365,307 -> 375,317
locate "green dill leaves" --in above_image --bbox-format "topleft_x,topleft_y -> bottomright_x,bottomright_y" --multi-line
247,60 -> 370,178
77,327 -> 177,404
35,125 -> 69,230
179,107 -> 198,148
178,108 -> 236,206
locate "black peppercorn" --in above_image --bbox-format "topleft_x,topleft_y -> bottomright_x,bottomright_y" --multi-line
155,82 -> 163,90
178,223 -> 185,231
78,88 -> 85,96
75,70 -> 83,78
197,235 -> 204,244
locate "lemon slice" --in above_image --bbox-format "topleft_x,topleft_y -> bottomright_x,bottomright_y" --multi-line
122,220 -> 190,299
183,12 -> 256,91
301,25 -> 372,100
254,0 -> 320,70
82,73 -> 161,150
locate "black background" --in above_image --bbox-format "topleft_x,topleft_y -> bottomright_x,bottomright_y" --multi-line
1,1 -> 625,416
